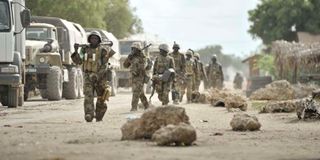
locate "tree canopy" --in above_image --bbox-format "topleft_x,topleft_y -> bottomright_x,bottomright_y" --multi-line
26,0 -> 143,38
248,0 -> 320,44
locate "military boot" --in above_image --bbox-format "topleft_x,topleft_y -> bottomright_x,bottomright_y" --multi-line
85,114 -> 93,122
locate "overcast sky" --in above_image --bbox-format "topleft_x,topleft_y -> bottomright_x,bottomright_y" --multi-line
130,0 -> 261,57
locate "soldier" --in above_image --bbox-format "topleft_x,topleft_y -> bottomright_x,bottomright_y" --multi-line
123,42 -> 150,111
233,72 -> 244,89
153,44 -> 175,105
208,54 -> 224,89
180,50 -> 196,103
169,42 -> 185,104
71,31 -> 114,122
193,53 -> 207,92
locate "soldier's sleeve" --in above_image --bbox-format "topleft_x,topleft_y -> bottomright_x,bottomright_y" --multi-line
101,46 -> 115,64
170,57 -> 175,69
153,58 -> 158,75
181,54 -> 186,73
123,57 -> 131,68
219,65 -> 224,81
71,47 -> 84,65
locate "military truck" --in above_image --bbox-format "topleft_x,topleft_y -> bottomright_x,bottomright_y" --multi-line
0,0 -> 30,107
85,28 -> 120,96
24,16 -> 86,100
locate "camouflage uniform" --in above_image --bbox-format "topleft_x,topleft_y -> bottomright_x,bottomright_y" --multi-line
153,44 -> 175,105
193,53 -> 206,92
123,42 -> 149,111
71,31 -> 113,122
233,72 -> 244,89
208,55 -> 224,89
169,43 -> 185,104
180,50 -> 196,103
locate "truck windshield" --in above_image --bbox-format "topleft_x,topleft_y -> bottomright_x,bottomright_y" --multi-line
26,27 -> 52,41
120,41 -> 137,55
0,0 -> 11,32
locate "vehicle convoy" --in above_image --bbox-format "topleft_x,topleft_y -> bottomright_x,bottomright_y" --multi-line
85,28 -> 120,96
0,0 -> 30,107
24,16 -> 86,101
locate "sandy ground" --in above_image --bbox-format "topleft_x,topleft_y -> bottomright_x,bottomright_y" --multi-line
0,90 -> 320,160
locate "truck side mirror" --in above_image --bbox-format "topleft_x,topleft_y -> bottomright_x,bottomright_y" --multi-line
20,9 -> 31,28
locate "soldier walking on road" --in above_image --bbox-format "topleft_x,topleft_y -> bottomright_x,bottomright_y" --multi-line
152,44 -> 175,105
169,42 -> 185,104
208,54 -> 224,89
180,50 -> 196,103
123,42 -> 150,111
233,72 -> 244,89
193,53 -> 207,92
71,31 -> 114,122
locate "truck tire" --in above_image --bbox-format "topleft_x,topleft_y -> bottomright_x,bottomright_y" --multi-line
47,66 -> 63,101
40,89 -> 47,99
63,67 -> 78,99
18,86 -> 24,106
77,69 -> 84,98
8,87 -> 19,108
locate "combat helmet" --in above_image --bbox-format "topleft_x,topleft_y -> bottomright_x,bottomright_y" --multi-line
172,42 -> 180,49
211,54 -> 217,61
87,31 -> 102,43
159,43 -> 169,53
186,50 -> 193,56
131,42 -> 142,50
194,53 -> 200,58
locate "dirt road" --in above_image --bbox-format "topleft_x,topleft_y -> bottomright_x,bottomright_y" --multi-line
0,92 -> 319,160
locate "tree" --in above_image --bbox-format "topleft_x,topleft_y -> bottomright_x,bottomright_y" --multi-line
248,0 -> 320,44
26,0 -> 143,38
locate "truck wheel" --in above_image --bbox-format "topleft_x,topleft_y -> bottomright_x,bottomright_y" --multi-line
39,89 -> 47,99
47,66 -> 63,101
18,86 -> 24,106
63,67 -> 78,99
8,87 -> 19,108
77,69 -> 84,98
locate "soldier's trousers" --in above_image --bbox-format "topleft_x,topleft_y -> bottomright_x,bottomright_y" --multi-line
172,77 -> 184,102
156,81 -> 170,105
210,78 -> 223,89
194,79 -> 201,92
84,73 -> 108,121
131,78 -> 148,110
180,75 -> 193,102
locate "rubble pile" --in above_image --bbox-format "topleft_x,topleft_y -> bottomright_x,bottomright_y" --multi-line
230,113 -> 261,131
121,106 -> 197,146
191,91 -> 210,104
250,80 -> 295,101
296,90 -> 320,120
208,89 -> 248,111
152,123 -> 196,146
260,100 -> 300,113
293,83 -> 319,99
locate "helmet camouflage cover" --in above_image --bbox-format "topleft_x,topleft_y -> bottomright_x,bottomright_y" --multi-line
131,42 -> 142,50
159,43 -> 169,53
87,31 -> 102,43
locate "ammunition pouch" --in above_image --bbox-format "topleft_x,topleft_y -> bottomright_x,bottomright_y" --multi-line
161,68 -> 175,82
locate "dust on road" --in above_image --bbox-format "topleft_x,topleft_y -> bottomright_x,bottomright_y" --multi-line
0,92 -> 319,160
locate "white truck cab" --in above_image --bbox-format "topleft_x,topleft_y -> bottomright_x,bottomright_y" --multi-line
0,0 -> 30,107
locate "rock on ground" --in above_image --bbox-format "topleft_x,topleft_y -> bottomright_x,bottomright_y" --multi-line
208,89 -> 248,111
260,100 -> 300,113
230,113 -> 261,131
152,123 -> 197,146
250,80 -> 295,101
121,106 -> 190,140
293,83 -> 319,99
